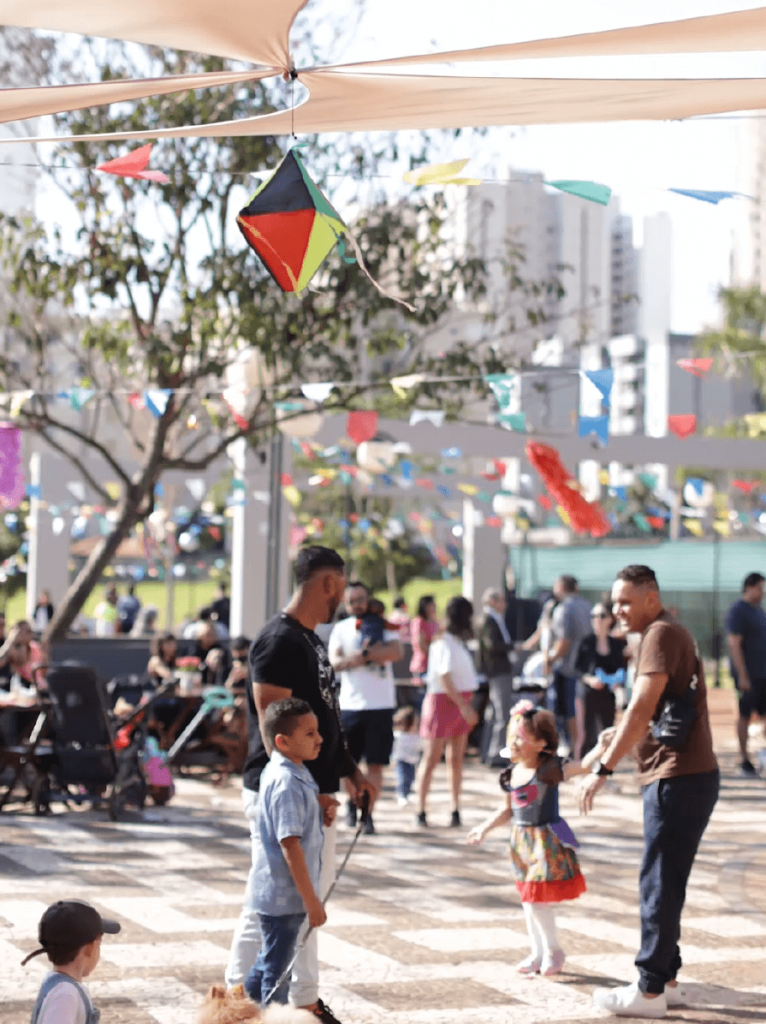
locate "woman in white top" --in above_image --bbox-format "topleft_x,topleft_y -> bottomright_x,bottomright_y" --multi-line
415,596 -> 479,829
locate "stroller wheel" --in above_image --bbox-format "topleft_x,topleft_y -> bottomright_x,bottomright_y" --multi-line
150,785 -> 172,806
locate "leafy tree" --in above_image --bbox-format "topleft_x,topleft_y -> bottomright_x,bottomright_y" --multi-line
0,36 -> 570,640
699,285 -> 766,401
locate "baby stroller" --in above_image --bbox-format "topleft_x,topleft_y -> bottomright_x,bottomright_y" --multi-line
40,665 -> 174,820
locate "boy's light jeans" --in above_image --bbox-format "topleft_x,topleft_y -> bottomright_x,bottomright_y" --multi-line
225,786 -> 338,1007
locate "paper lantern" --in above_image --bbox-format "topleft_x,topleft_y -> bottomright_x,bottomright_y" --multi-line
276,401 -> 324,438
356,440 -> 397,475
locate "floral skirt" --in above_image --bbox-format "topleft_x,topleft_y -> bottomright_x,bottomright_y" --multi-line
510,823 -> 586,903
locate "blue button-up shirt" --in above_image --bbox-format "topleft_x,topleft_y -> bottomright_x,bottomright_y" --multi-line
253,751 -> 324,916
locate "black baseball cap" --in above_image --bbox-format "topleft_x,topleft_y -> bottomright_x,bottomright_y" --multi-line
21,900 -> 120,965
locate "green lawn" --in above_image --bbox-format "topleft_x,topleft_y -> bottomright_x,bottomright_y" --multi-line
374,576 -> 463,616
2,580 -> 219,630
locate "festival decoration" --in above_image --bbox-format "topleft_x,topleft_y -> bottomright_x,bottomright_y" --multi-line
346,410 -> 378,445
301,382 -> 335,404
391,374 -> 426,398
276,401 -> 324,438
403,159 -> 482,187
96,144 -> 170,183
0,425 -> 25,510
526,441 -> 610,538
745,412 -> 766,437
683,518 -> 704,537
578,414 -> 609,445
669,189 -> 739,204
732,479 -> 759,495
237,149 -> 347,293
683,479 -> 714,508
677,357 -> 713,377
144,389 -> 172,418
9,391 -> 33,418
668,414 -> 697,439
356,440 -> 397,475
581,368 -> 614,407
409,410 -> 445,427
549,181 -> 611,206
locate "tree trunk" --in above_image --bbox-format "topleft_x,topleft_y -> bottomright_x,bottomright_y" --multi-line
44,499 -> 142,642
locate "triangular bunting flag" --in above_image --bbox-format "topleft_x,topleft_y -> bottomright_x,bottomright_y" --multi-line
409,410 -> 445,427
668,414 -> 697,439
633,513 -> 652,533
638,473 -> 658,489
683,518 -> 704,537
581,368 -> 614,407
301,382 -> 335,404
9,390 -> 34,418
66,481 -> 87,503
677,358 -> 713,378
498,412 -> 527,433
548,180 -> 612,206
668,189 -> 738,205
346,410 -> 378,445
69,387 -> 95,412
713,520 -> 731,538
144,389 -> 172,418
390,374 -> 425,399
97,144 -> 170,183
186,478 -> 206,502
732,479 -> 759,495
744,413 -> 766,437
578,414 -> 609,446
485,373 -> 518,410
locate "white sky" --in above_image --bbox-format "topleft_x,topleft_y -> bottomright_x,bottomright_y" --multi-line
33,0 -> 766,334
313,0 -> 766,334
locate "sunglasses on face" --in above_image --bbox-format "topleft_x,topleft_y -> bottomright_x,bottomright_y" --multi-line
591,612 -> 609,619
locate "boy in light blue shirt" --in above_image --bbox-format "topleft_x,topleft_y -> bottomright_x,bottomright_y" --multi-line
245,698 -> 326,1006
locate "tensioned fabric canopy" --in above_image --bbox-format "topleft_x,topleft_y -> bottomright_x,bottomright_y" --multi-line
4,2 -> 766,141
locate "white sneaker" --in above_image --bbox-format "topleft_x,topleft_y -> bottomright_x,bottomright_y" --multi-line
396,796 -> 408,807
593,982 -> 667,1018
664,983 -> 689,1007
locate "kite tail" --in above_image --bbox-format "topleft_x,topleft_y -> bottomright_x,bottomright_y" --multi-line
342,228 -> 416,313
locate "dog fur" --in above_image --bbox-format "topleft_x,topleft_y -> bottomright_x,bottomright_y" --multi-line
199,984 -> 317,1024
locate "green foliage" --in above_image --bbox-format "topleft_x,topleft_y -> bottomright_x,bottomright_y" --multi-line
699,285 -> 766,394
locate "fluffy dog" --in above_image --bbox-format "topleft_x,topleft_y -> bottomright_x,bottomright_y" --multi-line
199,985 -> 317,1024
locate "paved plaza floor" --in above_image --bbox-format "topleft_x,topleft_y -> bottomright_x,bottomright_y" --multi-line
1,689 -> 765,1024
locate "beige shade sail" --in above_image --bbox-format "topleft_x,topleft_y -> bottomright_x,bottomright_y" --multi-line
11,69 -> 766,145
0,0 -> 308,68
336,5 -> 766,70
0,69 -> 277,125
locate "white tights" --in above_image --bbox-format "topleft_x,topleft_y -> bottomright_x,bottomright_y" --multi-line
522,902 -> 559,958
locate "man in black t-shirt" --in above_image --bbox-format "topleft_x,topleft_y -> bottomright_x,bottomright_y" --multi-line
225,546 -> 374,1024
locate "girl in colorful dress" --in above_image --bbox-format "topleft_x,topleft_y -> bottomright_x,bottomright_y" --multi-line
468,700 -> 609,976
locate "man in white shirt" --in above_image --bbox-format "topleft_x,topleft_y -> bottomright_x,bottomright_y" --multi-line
328,582 -> 403,834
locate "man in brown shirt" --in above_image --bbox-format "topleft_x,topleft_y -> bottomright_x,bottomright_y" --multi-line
579,565 -> 719,1019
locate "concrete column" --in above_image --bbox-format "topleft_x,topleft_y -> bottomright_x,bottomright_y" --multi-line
228,439 -> 270,637
25,450 -> 71,622
462,498 -> 505,605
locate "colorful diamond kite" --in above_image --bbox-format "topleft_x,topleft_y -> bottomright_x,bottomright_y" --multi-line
237,149 -> 346,293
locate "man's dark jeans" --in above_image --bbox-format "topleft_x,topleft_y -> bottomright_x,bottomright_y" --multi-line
245,912 -> 306,1005
637,769 -> 720,994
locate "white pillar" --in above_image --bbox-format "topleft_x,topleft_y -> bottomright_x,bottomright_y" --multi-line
25,450 -> 70,623
228,439 -> 270,638
462,498 -> 504,605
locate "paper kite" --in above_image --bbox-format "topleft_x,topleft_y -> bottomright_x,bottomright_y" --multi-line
237,149 -> 346,293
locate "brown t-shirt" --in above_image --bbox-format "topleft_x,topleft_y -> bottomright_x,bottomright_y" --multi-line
634,612 -> 718,785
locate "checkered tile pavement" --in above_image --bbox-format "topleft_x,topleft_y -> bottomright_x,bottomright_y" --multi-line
1,717 -> 765,1024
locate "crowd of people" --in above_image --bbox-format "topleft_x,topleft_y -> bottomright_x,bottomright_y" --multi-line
11,546 -> 766,1024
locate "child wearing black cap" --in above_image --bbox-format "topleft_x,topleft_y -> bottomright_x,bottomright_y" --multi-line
23,899 -> 121,1024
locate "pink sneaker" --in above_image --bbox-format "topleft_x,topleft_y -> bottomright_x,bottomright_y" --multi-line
516,954 -> 541,975
541,949 -> 566,976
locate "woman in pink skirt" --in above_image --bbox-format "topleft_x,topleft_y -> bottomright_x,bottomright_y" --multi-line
415,596 -> 479,829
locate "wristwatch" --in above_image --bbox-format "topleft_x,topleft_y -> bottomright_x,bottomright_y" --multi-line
591,760 -> 614,777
